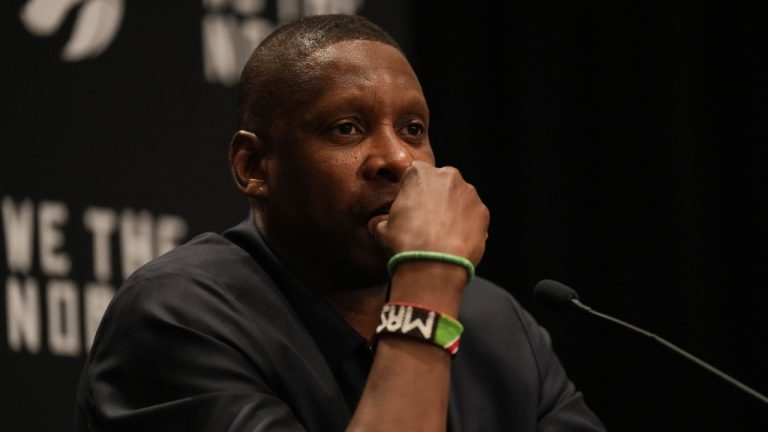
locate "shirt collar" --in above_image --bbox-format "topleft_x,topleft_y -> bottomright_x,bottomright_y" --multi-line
223,216 -> 367,370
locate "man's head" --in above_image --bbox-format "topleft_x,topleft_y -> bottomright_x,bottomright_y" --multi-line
230,14 -> 435,291
237,14 -> 402,137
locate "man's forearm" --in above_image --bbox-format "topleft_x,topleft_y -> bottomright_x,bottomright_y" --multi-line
347,262 -> 466,432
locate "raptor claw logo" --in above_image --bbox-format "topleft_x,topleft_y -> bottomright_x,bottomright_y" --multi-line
20,0 -> 125,62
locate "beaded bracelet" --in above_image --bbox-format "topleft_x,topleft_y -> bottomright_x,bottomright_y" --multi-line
375,301 -> 464,356
387,251 -> 475,282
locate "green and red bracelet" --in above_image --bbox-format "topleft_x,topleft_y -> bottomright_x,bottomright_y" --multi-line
376,301 -> 464,356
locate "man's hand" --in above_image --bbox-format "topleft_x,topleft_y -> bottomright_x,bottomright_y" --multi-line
368,161 -> 490,267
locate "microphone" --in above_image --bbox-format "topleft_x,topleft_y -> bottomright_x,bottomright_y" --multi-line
534,279 -> 768,406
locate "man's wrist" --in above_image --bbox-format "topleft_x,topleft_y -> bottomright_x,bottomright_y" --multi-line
388,261 -> 465,318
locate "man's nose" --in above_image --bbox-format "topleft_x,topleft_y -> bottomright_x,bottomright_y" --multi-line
362,127 -> 413,182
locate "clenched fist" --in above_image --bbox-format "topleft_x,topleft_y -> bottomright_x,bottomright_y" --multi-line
369,161 -> 490,267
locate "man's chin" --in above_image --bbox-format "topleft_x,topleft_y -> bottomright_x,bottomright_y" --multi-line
328,247 -> 389,289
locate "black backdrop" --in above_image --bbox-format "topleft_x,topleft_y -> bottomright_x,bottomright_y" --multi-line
412,2 -> 768,431
1,1 -> 766,431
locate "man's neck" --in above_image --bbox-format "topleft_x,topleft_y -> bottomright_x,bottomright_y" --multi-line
254,213 -> 389,340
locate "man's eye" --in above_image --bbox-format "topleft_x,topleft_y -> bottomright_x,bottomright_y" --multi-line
405,123 -> 425,136
336,122 -> 358,135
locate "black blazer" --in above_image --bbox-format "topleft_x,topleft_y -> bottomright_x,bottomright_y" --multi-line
76,219 -> 605,431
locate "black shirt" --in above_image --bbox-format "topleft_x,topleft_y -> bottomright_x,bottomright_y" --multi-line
75,218 -> 606,431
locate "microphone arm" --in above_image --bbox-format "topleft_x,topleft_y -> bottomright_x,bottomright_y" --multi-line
534,279 -> 768,406
568,297 -> 768,406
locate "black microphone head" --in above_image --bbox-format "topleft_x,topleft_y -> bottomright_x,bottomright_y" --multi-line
534,279 -> 580,311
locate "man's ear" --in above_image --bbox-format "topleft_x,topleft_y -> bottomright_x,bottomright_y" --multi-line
229,130 -> 272,199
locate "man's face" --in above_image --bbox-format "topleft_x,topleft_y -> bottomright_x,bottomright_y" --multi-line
263,39 -> 435,289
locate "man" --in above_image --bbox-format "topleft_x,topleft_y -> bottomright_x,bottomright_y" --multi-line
75,14 -> 605,431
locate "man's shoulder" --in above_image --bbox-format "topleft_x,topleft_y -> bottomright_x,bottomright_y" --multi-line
111,229 -> 281,315
131,231 -> 250,282
90,228 -> 299,356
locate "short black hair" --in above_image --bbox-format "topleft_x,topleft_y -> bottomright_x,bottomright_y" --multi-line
237,14 -> 402,136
